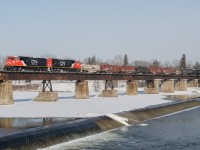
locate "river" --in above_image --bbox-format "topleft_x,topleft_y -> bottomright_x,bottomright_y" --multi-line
46,106 -> 200,150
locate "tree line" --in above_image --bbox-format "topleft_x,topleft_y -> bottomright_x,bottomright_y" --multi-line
84,53 -> 200,70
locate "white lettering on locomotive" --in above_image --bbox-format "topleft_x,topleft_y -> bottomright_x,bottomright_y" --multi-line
31,60 -> 38,65
60,61 -> 65,66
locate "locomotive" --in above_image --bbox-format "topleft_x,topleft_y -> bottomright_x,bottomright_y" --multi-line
3,56 -> 81,72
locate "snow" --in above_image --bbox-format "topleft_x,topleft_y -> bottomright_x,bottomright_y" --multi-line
0,81 -> 200,118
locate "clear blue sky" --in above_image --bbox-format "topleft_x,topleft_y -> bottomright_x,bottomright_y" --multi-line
0,0 -> 199,62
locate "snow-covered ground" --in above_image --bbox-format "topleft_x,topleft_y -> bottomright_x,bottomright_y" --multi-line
1,81 -> 200,118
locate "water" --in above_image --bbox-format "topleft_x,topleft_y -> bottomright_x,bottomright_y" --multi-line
45,106 -> 200,150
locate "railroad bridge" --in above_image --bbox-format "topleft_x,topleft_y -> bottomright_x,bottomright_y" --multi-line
0,71 -> 200,104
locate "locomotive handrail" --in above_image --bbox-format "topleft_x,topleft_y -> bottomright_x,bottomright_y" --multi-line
0,71 -> 200,81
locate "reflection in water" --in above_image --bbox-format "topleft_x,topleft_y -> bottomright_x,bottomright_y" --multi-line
167,95 -> 200,100
0,118 -> 73,129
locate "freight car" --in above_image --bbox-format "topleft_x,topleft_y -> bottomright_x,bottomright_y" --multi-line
100,64 -> 136,74
81,64 -> 137,74
81,64 -> 101,73
181,68 -> 200,75
3,56 -> 81,72
80,64 -> 176,74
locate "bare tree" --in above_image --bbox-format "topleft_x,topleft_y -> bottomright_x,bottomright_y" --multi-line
162,61 -> 171,67
40,54 -> 57,58
0,55 -> 6,70
130,60 -> 150,67
111,54 -> 124,66
150,59 -> 160,67
187,60 -> 193,68
172,59 -> 180,69
93,80 -> 101,92
83,55 -> 102,64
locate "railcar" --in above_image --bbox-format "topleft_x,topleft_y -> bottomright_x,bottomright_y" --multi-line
81,64 -> 101,73
181,68 -> 200,75
100,64 -> 136,74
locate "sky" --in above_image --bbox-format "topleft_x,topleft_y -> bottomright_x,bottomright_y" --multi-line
0,0 -> 199,63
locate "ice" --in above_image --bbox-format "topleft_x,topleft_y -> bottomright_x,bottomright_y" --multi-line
0,80 -> 200,118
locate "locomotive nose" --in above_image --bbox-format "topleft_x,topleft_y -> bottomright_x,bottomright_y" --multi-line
73,61 -> 81,69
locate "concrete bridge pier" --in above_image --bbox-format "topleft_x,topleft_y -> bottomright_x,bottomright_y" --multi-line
33,80 -> 58,102
126,80 -> 138,95
144,80 -> 159,94
187,79 -> 199,87
199,79 -> 200,87
0,80 -> 13,105
74,80 -> 89,99
160,79 -> 174,93
175,79 -> 187,91
98,80 -> 118,97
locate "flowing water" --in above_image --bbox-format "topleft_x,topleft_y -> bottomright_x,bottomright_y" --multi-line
44,106 -> 200,150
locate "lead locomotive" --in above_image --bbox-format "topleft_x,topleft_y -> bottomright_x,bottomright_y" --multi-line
4,56 -> 81,72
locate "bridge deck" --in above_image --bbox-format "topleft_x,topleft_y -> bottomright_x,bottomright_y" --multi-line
0,71 -> 200,81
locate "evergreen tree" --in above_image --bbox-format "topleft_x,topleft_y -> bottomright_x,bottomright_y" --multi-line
180,54 -> 186,69
194,61 -> 200,69
91,55 -> 97,64
88,57 -> 92,64
123,54 -> 128,66
151,59 -> 160,67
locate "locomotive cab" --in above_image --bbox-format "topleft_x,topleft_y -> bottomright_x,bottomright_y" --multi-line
4,56 -> 25,71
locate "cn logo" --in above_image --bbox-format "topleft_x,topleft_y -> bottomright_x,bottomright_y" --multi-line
60,61 -> 65,66
31,60 -> 38,65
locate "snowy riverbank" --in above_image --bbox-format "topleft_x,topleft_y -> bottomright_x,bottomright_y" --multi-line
0,81 -> 200,118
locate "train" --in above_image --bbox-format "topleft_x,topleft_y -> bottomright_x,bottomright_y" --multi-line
81,64 -> 175,74
3,56 -> 200,75
3,56 -> 81,72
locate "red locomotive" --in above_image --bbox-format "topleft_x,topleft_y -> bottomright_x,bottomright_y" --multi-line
4,56 -> 81,72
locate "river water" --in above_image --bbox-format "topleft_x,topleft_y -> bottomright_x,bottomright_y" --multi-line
45,106 -> 200,150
